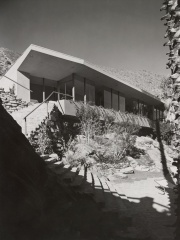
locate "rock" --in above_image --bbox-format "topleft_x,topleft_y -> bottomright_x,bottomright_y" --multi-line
135,165 -> 150,172
170,166 -> 178,177
120,167 -> 134,174
152,140 -> 160,149
126,156 -> 138,167
49,153 -> 59,160
147,148 -> 162,169
73,143 -> 94,159
135,136 -> 154,150
41,154 -> 50,160
45,157 -> 57,164
107,173 -> 128,181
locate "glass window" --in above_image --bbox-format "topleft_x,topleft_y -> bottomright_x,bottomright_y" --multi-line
86,81 -> 95,104
59,82 -> 65,99
153,108 -> 157,120
112,90 -> 118,111
133,100 -> 139,114
66,80 -> 73,100
75,79 -> 84,101
104,89 -> 111,109
160,110 -> 164,119
156,109 -> 160,120
119,96 -> 125,112
143,104 -> 148,117
139,102 -> 143,115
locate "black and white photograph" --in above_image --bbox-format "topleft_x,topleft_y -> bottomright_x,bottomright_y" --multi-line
0,0 -> 180,239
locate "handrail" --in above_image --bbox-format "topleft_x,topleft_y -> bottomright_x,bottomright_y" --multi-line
4,76 -> 33,92
24,91 -> 73,135
24,91 -> 72,120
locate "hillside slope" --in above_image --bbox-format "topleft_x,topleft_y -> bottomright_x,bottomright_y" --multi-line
98,66 -> 165,98
0,47 -> 20,77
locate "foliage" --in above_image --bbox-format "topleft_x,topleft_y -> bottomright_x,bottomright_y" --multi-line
9,84 -> 15,95
160,77 -> 173,100
155,122 -> 175,145
76,103 -> 102,143
36,123 -> 53,155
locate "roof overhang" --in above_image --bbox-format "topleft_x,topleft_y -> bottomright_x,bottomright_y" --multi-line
18,44 -> 164,107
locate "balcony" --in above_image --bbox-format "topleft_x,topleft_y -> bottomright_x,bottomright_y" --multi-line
57,99 -> 153,128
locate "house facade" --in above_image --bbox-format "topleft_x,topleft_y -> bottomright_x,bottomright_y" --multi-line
0,44 -> 164,121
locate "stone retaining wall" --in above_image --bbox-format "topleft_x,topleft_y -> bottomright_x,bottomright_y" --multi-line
0,87 -> 28,113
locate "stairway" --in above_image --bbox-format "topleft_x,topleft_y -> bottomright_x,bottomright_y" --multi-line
44,156 -> 150,240
11,101 -> 55,135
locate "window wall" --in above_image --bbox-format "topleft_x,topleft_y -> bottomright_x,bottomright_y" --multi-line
153,107 -> 164,121
103,88 -> 125,112
59,80 -> 73,100
132,99 -> 149,117
104,89 -> 111,109
119,96 -> 125,112
75,77 -> 84,101
86,80 -> 95,104
112,90 -> 118,111
58,74 -> 95,103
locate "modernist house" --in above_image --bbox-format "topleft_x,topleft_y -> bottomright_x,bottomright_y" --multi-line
0,44 -> 164,121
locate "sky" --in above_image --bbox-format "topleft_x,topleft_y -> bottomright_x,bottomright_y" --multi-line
0,0 -> 169,75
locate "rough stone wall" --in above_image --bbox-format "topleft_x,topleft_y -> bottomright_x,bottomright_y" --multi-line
0,87 -> 28,113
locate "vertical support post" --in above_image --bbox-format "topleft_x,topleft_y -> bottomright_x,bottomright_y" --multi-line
118,92 -> 120,111
65,82 -> 66,100
152,106 -> 155,121
111,88 -> 113,109
24,117 -> 27,136
57,81 -> 60,101
72,73 -> 75,101
47,101 -> 49,117
43,78 -> 45,101
84,78 -> 86,104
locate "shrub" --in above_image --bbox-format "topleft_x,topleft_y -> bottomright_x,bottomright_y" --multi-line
154,121 -> 175,145
76,103 -> 102,143
36,124 -> 53,155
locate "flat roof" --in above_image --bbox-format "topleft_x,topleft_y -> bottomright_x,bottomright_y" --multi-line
17,44 -> 164,107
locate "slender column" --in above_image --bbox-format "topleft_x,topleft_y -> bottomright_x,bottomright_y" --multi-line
65,83 -> 66,100
111,89 -> 113,109
43,78 -> 45,101
57,81 -> 60,100
72,73 -> 75,101
84,78 -> 86,104
118,92 -> 120,111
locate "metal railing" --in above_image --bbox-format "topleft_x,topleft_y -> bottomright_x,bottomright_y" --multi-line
24,91 -> 73,135
4,76 -> 33,92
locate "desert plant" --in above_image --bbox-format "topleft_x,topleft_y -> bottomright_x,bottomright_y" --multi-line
9,84 -> 15,95
76,103 -> 103,143
36,124 -> 53,155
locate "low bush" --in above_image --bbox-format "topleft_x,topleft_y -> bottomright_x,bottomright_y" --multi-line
36,123 -> 53,155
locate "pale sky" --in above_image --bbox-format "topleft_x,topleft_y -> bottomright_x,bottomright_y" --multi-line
0,0 -> 168,75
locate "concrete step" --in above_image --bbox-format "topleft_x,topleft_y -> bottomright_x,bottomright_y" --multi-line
92,174 -> 105,207
62,167 -> 79,183
71,166 -> 86,188
81,171 -> 94,195
11,101 -> 55,135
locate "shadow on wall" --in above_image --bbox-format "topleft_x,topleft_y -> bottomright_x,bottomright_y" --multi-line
0,101 -> 178,240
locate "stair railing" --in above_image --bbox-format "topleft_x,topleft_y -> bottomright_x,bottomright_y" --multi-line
23,91 -> 73,136
4,76 -> 33,92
